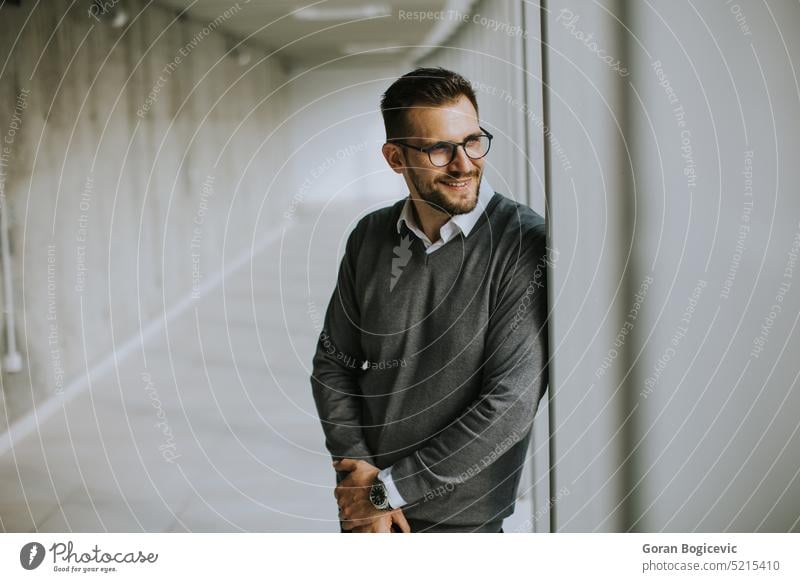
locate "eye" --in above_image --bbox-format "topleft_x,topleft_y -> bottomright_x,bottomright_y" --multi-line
465,135 -> 491,157
426,142 -> 451,154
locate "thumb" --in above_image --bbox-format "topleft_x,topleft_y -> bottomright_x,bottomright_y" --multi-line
391,510 -> 411,533
333,458 -> 358,472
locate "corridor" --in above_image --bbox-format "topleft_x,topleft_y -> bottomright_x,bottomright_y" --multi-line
1,0 -> 799,536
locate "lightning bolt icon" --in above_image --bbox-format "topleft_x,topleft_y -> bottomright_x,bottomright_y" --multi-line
390,234 -> 413,292
28,545 -> 38,566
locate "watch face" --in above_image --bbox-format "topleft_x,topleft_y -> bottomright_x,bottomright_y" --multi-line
370,482 -> 388,508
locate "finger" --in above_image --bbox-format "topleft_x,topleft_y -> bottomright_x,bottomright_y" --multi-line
338,504 -> 350,520
334,474 -> 353,489
344,514 -> 373,529
360,514 -> 393,534
341,518 -> 367,531
339,501 -> 363,519
392,510 -> 411,533
333,458 -> 358,472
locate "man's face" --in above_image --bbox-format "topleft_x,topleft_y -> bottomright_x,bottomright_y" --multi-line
387,95 -> 485,216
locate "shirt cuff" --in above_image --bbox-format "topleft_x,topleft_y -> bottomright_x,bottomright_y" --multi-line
378,465 -> 407,509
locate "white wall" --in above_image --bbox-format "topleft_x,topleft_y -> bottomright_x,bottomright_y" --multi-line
543,0 -> 631,532
626,0 -> 800,532
545,0 -> 800,531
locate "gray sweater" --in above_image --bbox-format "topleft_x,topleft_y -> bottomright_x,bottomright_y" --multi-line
311,192 -> 549,531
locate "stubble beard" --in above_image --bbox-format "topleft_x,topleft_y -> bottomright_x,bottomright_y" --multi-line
408,168 -> 482,216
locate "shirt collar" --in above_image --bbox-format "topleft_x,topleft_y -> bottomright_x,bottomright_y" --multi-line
395,176 -> 496,238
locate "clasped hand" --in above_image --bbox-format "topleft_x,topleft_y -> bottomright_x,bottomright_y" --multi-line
333,458 -> 410,533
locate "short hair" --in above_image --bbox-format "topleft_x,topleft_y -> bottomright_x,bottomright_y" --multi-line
380,67 -> 479,140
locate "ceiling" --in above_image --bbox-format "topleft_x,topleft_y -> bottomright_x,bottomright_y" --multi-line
156,0 -> 459,69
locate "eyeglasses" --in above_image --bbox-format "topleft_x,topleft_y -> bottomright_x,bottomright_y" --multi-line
389,127 -> 493,167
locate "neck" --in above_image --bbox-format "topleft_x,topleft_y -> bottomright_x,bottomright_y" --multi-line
410,195 -> 450,243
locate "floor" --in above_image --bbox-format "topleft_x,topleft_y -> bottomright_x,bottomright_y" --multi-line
0,203 -> 533,532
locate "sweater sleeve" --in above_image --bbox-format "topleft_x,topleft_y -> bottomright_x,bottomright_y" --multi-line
388,222 -> 550,505
310,225 -> 373,464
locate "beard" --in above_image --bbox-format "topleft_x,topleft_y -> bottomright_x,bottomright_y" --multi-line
407,167 -> 482,216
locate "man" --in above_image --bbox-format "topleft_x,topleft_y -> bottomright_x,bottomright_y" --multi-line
310,67 -> 549,533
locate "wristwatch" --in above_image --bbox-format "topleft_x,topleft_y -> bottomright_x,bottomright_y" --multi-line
369,477 -> 392,511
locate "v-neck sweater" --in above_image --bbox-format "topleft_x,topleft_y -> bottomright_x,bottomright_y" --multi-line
311,191 -> 549,530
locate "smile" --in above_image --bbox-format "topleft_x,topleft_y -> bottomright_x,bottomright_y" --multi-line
441,179 -> 471,189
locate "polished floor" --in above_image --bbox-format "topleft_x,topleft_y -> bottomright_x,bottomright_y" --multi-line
0,204 -> 533,532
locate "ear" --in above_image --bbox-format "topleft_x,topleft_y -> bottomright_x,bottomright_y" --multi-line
382,142 -> 405,174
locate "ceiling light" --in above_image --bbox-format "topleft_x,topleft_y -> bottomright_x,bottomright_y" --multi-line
341,42 -> 403,55
232,46 -> 252,66
110,7 -> 129,28
293,4 -> 391,21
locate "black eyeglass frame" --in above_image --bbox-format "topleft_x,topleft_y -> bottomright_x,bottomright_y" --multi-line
388,127 -> 494,167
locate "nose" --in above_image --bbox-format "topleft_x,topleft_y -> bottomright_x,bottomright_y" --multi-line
446,144 -> 474,175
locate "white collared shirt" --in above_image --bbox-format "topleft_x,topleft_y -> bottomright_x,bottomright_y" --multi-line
379,176 -> 496,509
395,177 -> 496,254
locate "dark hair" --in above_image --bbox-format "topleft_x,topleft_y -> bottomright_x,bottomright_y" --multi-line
380,67 -> 479,140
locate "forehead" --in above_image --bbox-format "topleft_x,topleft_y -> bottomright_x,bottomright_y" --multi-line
406,95 -> 480,141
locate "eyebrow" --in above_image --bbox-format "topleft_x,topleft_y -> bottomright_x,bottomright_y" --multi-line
428,131 -> 484,144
